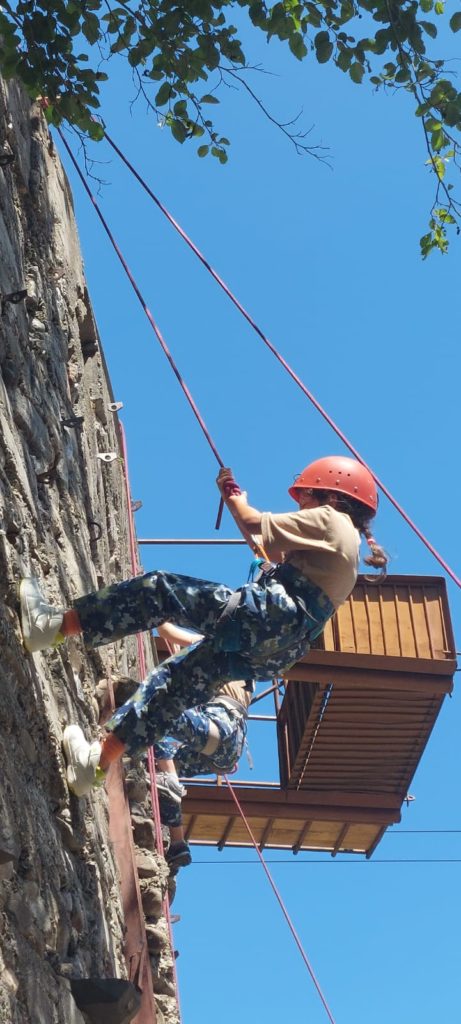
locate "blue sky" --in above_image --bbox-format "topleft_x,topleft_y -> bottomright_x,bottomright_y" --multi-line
58,13 -> 460,1023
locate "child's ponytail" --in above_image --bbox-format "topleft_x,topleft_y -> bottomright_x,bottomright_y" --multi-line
316,489 -> 388,576
362,525 -> 388,572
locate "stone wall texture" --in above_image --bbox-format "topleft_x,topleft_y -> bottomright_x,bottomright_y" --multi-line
0,78 -> 178,1024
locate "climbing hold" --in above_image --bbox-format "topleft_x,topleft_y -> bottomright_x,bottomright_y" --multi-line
1,288 -> 27,315
4,288 -> 27,304
61,415 -> 84,430
81,337 -> 98,359
88,520 -> 103,542
108,401 -> 123,412
0,148 -> 15,167
131,500 -> 142,513
96,452 -> 117,463
70,978 -> 141,1024
0,828 -> 18,866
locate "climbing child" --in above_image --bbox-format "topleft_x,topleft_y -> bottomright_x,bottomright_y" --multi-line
19,456 -> 387,797
153,621 -> 254,870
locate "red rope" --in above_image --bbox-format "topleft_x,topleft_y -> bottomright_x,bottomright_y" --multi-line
119,421 -> 182,1016
57,128 -> 224,475
103,130 -> 461,590
224,776 -> 337,1024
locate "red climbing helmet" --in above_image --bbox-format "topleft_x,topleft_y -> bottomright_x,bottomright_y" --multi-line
289,456 -> 378,512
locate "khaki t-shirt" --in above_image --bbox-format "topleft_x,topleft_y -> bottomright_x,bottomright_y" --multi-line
261,505 -> 359,608
217,680 -> 253,710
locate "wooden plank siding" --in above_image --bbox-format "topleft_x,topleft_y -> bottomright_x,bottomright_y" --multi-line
181,783 -> 401,856
181,575 -> 456,857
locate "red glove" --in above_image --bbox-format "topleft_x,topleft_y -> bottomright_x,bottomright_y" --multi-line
222,478 -> 242,499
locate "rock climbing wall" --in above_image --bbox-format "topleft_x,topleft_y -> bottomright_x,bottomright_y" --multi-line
0,79 -> 178,1024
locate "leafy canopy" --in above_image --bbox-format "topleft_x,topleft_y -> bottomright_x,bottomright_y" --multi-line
1,1 -> 461,255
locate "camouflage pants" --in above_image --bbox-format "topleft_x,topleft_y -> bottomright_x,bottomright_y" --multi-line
154,701 -> 247,776
155,703 -> 247,828
74,565 -> 334,756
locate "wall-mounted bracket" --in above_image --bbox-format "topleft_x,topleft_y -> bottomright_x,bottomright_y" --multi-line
97,452 -> 117,463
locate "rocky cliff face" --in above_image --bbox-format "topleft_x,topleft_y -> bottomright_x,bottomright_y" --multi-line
0,79 -> 178,1024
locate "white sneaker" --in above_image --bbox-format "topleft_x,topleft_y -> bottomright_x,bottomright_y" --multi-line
62,725 -> 103,797
155,771 -> 187,804
20,577 -> 64,652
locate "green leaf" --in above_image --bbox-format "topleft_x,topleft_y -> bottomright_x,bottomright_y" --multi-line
155,82 -> 172,106
425,117 -> 442,131
431,128 -> 446,151
433,155 -> 446,179
336,49 -> 352,72
419,231 -> 434,258
419,0 -> 434,11
435,0 -> 444,11
171,119 -> 187,143
314,31 -> 330,46
419,20 -> 437,37
443,102 -> 461,127
349,62 -> 365,84
249,2 -> 267,28
197,144 -> 209,157
110,34 -> 128,54
314,33 -> 333,64
449,12 -> 461,31
127,46 -> 142,68
82,13 -> 100,45
200,94 -> 219,104
88,120 -> 105,142
395,68 -> 410,83
1,53 -> 18,79
289,33 -> 308,60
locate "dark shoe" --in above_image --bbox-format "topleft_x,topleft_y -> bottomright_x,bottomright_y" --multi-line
166,840 -> 192,870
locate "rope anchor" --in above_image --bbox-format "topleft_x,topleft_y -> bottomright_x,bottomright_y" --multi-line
96,452 -> 117,463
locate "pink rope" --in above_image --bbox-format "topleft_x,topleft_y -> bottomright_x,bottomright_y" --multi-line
58,128 -> 224,475
104,130 -> 460,590
59,129 -> 275,563
224,776 -> 337,1024
119,421 -> 182,1017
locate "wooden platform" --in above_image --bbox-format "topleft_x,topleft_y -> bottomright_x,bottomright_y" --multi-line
182,782 -> 401,857
280,575 -> 455,795
178,575 -> 456,857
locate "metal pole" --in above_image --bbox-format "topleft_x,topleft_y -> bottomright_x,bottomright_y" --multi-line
138,538 -> 246,545
250,681 -> 285,707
